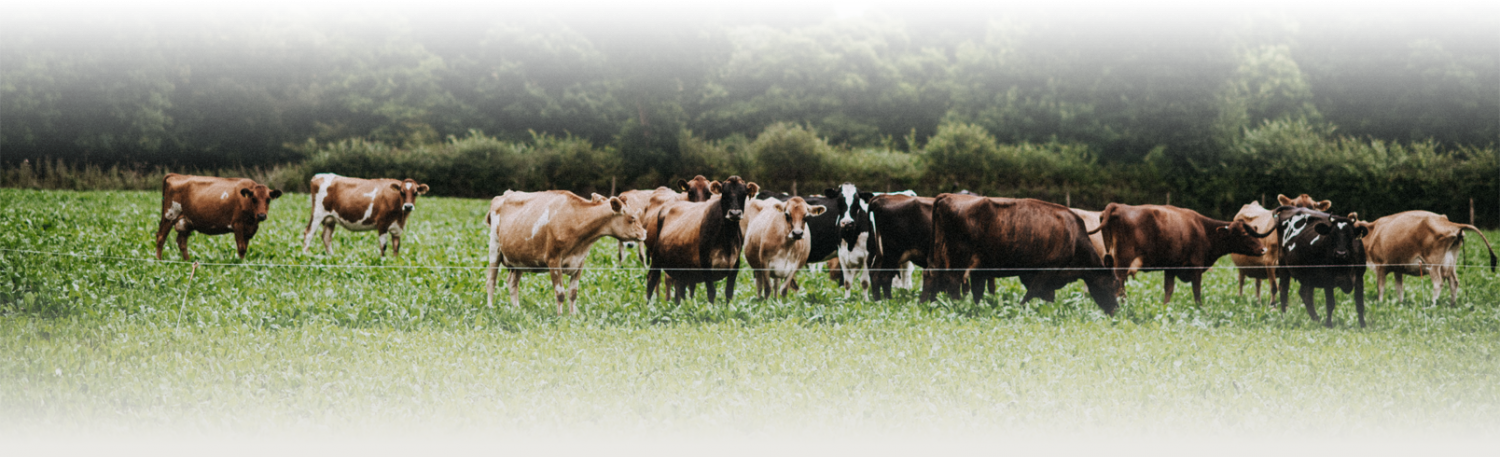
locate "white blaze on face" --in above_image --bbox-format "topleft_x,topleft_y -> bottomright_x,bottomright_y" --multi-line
839,183 -> 858,226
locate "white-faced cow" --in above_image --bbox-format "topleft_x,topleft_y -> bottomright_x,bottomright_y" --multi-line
1272,207 -> 1368,327
926,194 -> 1120,313
866,194 -> 935,300
301,173 -> 429,257
1098,203 -> 1272,305
1358,210 -> 1497,306
826,184 -> 920,296
745,196 -> 827,298
647,176 -> 759,303
1228,201 -> 1282,301
485,191 -> 646,314
155,173 -> 282,260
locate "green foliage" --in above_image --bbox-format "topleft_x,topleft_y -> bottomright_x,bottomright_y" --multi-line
699,17 -> 950,146
1290,1 -> 1500,146
749,122 -> 835,190
307,1 -> 441,143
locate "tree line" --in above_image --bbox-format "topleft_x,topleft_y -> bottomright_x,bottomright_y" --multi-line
1,6 -> 1495,223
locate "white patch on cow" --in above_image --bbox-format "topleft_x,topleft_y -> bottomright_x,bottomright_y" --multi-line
387,220 -> 404,237
164,201 -> 183,219
1337,222 -> 1347,229
405,182 -> 413,191
355,187 -> 380,224
1310,235 -> 1320,245
1282,214 -> 1310,241
839,183 -> 858,226
220,191 -> 228,200
528,208 -> 553,240
1287,243 -> 1296,252
226,224 -> 232,229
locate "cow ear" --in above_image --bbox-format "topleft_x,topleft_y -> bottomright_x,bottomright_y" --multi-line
1347,212 -> 1358,221
1277,194 -> 1292,206
240,188 -> 253,198
824,188 -> 838,199
1314,223 -> 1332,235
416,184 -> 429,195
859,192 -> 874,202
609,196 -> 624,213
390,182 -> 402,192
773,202 -> 786,213
677,179 -> 689,191
270,189 -> 282,200
590,193 -> 607,203
1316,200 -> 1332,211
808,205 -> 827,216
709,181 -> 722,195
747,182 -> 759,197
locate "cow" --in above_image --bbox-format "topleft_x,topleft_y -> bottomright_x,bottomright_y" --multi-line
1228,201 -> 1281,301
1098,203 -> 1273,305
1358,210 -> 1497,306
614,186 -> 684,265
484,190 -> 646,314
866,194 -> 935,300
640,176 -> 718,298
925,193 -> 1120,314
826,184 -> 920,297
1068,208 -> 1107,262
1278,193 -> 1332,212
301,173 -> 429,257
744,196 -> 826,298
154,173 -> 282,260
647,176 -> 759,303
1272,207 -> 1368,327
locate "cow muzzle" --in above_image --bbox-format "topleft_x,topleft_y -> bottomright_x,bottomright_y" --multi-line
403,203 -> 415,212
790,230 -> 804,240
727,209 -> 743,221
255,213 -> 267,222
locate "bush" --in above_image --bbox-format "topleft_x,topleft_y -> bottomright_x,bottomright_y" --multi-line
749,123 -> 835,192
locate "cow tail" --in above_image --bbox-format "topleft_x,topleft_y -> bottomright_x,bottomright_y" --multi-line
1098,203 -> 1119,269
1458,224 -> 1498,272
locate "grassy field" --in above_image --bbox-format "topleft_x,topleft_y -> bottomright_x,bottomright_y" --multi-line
2,188 -> 1499,441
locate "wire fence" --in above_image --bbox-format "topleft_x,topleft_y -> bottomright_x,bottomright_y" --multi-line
3,247 -> 1493,273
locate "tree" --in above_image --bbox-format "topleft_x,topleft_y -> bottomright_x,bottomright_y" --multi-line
307,2 -> 441,142
594,1 -> 729,176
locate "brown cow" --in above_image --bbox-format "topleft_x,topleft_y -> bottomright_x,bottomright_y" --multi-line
301,173 -> 429,257
1069,208 -> 1107,261
745,197 -> 826,298
1099,203 -> 1272,305
1278,193 -> 1331,212
647,176 -> 759,303
485,190 -> 646,314
615,187 -> 676,264
926,194 -> 1119,313
155,173 -> 282,260
1228,201 -> 1281,301
1359,210 -> 1497,306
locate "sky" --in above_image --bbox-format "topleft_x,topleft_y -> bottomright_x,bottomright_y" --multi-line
828,0 -> 876,19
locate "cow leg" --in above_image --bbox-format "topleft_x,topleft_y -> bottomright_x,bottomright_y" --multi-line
1237,272 -> 1246,296
547,269 -> 567,315
1190,274 -> 1204,307
646,268 -> 661,301
234,231 -> 249,260
390,230 -> 402,257
321,223 -> 335,255
779,275 -> 794,299
616,240 -> 626,265
567,270 -> 586,314
1374,268 -> 1386,302
300,216 -> 318,254
1276,270 -> 1291,313
1393,272 -> 1405,302
672,281 -> 687,304
507,269 -> 523,308
485,257 -> 500,308
1162,273 -> 1176,305
154,218 -> 175,260
1323,287 -> 1337,328
1299,284 -> 1319,323
971,273 -> 987,305
1253,278 -> 1262,300
1354,281 -> 1367,328
1446,264 -> 1460,307
174,228 -> 193,261
377,228 -> 390,257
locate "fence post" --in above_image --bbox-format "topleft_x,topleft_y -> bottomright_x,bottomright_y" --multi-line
610,176 -> 616,197
791,180 -> 797,197
1166,192 -> 1171,206
1065,190 -> 1071,208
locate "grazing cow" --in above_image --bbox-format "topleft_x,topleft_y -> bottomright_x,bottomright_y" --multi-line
1273,207 -> 1368,327
1228,201 -> 1281,300
1098,203 -> 1272,305
1359,210 -> 1497,306
647,176 -> 759,303
155,173 -> 282,260
926,194 -> 1120,313
866,194 -> 935,300
301,173 -> 429,257
745,197 -> 827,298
485,191 -> 646,314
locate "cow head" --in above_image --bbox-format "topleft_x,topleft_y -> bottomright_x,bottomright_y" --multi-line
1313,215 -> 1367,261
825,183 -> 875,246
238,184 -> 282,222
389,179 -> 430,212
678,175 -> 714,202
1278,194 -> 1332,211
594,193 -> 647,242
1215,219 -> 1274,256
711,176 -> 758,221
775,197 -> 826,240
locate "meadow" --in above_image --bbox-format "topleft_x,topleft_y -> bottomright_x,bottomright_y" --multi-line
2,188 -> 1499,440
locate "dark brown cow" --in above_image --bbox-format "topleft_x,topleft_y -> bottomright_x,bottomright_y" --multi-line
647,176 -> 759,303
1098,203 -> 1273,305
155,173 -> 282,260
926,194 -> 1119,313
639,176 -> 716,297
301,173 -> 429,257
866,194 -> 935,300
1360,210 -> 1497,306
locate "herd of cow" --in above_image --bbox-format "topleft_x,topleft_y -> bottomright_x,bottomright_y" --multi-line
151,172 -> 1496,328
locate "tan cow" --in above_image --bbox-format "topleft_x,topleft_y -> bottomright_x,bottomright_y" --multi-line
745,197 -> 826,298
1359,210 -> 1497,306
302,173 -> 429,257
1069,208 -> 1107,260
155,173 -> 282,260
1278,193 -> 1332,212
485,191 -> 646,313
615,187 -> 671,264
1228,201 -> 1281,300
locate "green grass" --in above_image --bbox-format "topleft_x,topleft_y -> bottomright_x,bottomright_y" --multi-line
2,188 -> 1498,437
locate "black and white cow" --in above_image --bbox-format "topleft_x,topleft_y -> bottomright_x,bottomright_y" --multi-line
825,183 -> 919,296
1273,206 -> 1369,328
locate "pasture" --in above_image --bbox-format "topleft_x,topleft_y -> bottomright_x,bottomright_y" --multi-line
3,188 -> 1499,439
